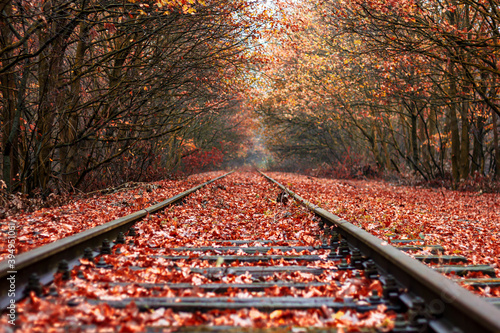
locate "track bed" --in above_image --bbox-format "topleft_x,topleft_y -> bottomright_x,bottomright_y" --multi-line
1,172 -> 500,332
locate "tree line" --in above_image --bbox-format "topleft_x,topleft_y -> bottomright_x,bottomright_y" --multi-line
1,0 -> 269,194
256,0 -> 500,187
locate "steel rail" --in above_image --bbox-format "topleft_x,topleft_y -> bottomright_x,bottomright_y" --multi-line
0,171 -> 233,309
260,171 -> 500,333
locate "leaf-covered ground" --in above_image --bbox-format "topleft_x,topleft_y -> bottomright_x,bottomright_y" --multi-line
0,172 -> 225,262
2,171 -> 499,331
2,172 -> 395,332
267,172 -> 500,295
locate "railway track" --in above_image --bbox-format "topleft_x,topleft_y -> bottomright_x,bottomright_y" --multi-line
1,171 -> 500,332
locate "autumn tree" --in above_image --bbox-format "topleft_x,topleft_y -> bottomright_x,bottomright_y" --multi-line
0,0 -> 273,194
255,0 -> 500,185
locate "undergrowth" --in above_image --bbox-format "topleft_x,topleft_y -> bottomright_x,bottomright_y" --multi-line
280,161 -> 500,193
0,180 -> 69,217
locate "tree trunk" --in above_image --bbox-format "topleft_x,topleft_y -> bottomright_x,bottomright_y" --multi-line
493,109 -> 500,178
34,1 -> 71,193
447,67 -> 461,187
60,20 -> 88,187
370,116 -> 384,168
459,90 -> 470,180
471,113 -> 485,175
410,104 -> 419,171
0,1 -> 19,192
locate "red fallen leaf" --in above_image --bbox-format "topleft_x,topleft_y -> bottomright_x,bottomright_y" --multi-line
249,308 -> 265,320
213,315 -> 229,326
320,304 -> 332,318
269,309 -> 283,319
79,258 -> 93,266
124,300 -> 138,315
28,291 -> 42,311
119,323 -> 143,333
368,280 -> 383,295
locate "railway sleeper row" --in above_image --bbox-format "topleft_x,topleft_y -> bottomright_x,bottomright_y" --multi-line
24,231 -> 436,333
21,224 -> 494,333
12,232 -> 500,328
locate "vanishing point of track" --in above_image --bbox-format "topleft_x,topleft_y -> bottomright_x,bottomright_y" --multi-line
2,171 -> 500,332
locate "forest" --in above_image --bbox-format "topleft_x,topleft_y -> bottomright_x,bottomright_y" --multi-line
255,0 -> 500,189
0,0 -> 268,195
1,0 -> 500,196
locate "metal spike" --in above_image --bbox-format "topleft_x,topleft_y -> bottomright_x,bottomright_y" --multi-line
83,247 -> 94,261
115,232 -> 126,244
96,257 -> 108,268
100,239 -> 112,255
57,260 -> 70,280
25,273 -> 42,296
337,239 -> 350,256
128,227 -> 137,237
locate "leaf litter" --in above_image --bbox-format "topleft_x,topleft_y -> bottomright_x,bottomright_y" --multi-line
9,172 -> 482,331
